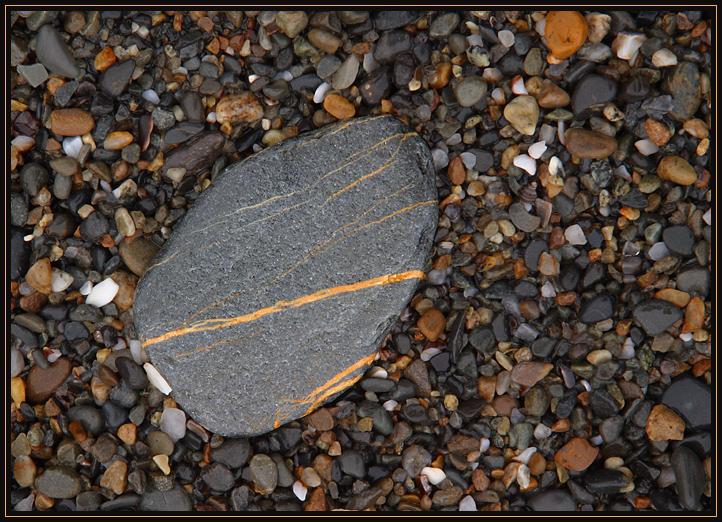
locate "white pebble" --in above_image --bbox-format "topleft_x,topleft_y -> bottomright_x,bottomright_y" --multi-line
528,141 -> 547,160
460,151 -> 477,170
619,338 -> 636,360
420,347 -> 442,361
292,480 -> 308,501
313,82 -> 331,104
635,139 -> 659,156
679,332 -> 694,342
51,269 -> 74,293
85,278 -> 119,308
420,467 -> 446,485
46,349 -> 62,363
383,399 -> 399,411
275,70 -> 293,82
541,281 -> 556,298
79,280 -> 93,296
498,29 -> 515,48
511,75 -> 528,95
160,407 -> 186,441
63,136 -> 83,158
703,209 -> 711,225
513,154 -> 536,176
129,339 -> 148,365
612,31 -> 646,60
142,89 -> 160,104
248,74 -> 259,84
648,242 -> 670,261
564,224 -> 587,245
479,438 -> 490,453
534,423 -> 552,440
652,48 -> 678,67
590,435 -> 604,446
513,447 -> 537,464
548,156 -> 563,177
458,495 -> 477,512
581,379 -> 592,392
205,111 -> 217,123
363,51 -> 379,73
517,464 -> 531,489
367,366 -> 388,379
144,363 -> 172,394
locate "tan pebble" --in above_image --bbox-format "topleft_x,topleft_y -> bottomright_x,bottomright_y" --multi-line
152,454 -> 171,475
26,258 -> 53,294
645,404 -> 685,441
417,308 -> 445,341
104,131 -> 134,151
215,92 -> 264,124
657,155 -> 697,186
682,296 -> 705,333
100,460 -> 128,495
447,155 -> 466,185
117,423 -> 137,445
13,455 -> 36,487
654,288 -> 691,308
323,93 -> 356,120
644,119 -> 672,147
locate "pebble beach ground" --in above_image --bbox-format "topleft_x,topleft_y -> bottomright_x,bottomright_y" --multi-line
9,9 -> 713,512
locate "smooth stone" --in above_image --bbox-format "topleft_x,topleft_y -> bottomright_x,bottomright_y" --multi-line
676,268 -> 709,297
26,358 -> 72,404
374,11 -> 417,30
373,30 -> 412,64
17,63 -> 48,87
509,203 -> 541,233
249,454 -> 278,495
671,446 -> 705,510
161,131 -> 225,177
571,74 -> 617,116
579,294 -> 614,323
503,95 -> 539,135
35,25 -> 80,78
662,226 -> 694,257
140,486 -> 193,511
68,405 -> 105,435
201,462 -> 234,492
134,116 -> 437,437
564,128 -> 618,159
528,489 -> 576,511
662,377 -> 711,430
666,62 -> 702,121
213,438 -> 252,469
119,238 -> 159,277
633,299 -> 683,336
99,59 -> 135,96
453,76 -> 487,108
35,467 -> 82,499
584,469 -> 629,495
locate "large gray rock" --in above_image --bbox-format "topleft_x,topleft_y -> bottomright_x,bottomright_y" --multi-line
134,116 -> 437,436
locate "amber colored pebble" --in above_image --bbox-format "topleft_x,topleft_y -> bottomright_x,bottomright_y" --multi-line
544,11 -> 589,59
94,47 -> 117,72
323,94 -> 356,120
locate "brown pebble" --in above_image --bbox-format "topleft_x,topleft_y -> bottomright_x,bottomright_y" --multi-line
117,423 -> 137,445
50,109 -> 95,137
94,47 -> 117,72
644,119 -> 672,146
417,308 -> 446,341
554,437 -> 599,471
100,460 -> 128,495
476,375 -> 496,402
564,128 -> 618,159
26,358 -> 72,404
447,156 -> 466,185
307,407 -> 334,431
304,488 -> 328,511
654,288 -> 691,308
510,362 -> 553,388
682,296 -> 705,333
536,80 -> 570,108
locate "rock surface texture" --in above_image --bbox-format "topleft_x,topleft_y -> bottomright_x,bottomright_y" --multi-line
134,116 -> 437,436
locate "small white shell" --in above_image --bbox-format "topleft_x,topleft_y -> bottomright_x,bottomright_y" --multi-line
513,154 -> 536,176
420,467 -> 446,485
528,141 -> 547,160
144,363 -> 172,395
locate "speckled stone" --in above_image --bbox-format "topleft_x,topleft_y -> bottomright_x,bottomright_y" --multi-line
134,116 -> 438,437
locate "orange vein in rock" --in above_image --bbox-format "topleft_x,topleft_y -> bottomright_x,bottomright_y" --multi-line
143,270 -> 425,348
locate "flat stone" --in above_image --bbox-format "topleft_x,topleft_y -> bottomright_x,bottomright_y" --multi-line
35,25 -> 80,78
662,377 -> 711,430
528,489 -> 576,511
554,437 -> 599,472
579,294 -> 614,323
571,74 -> 617,116
140,485 -> 193,511
666,62 -> 702,121
646,404 -> 685,441
564,128 -> 618,159
671,446 -> 705,510
35,467 -> 82,499
663,225 -> 694,257
119,237 -> 159,277
26,357 -> 72,404
99,59 -> 135,96
633,299 -> 683,336
134,116 -> 437,437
